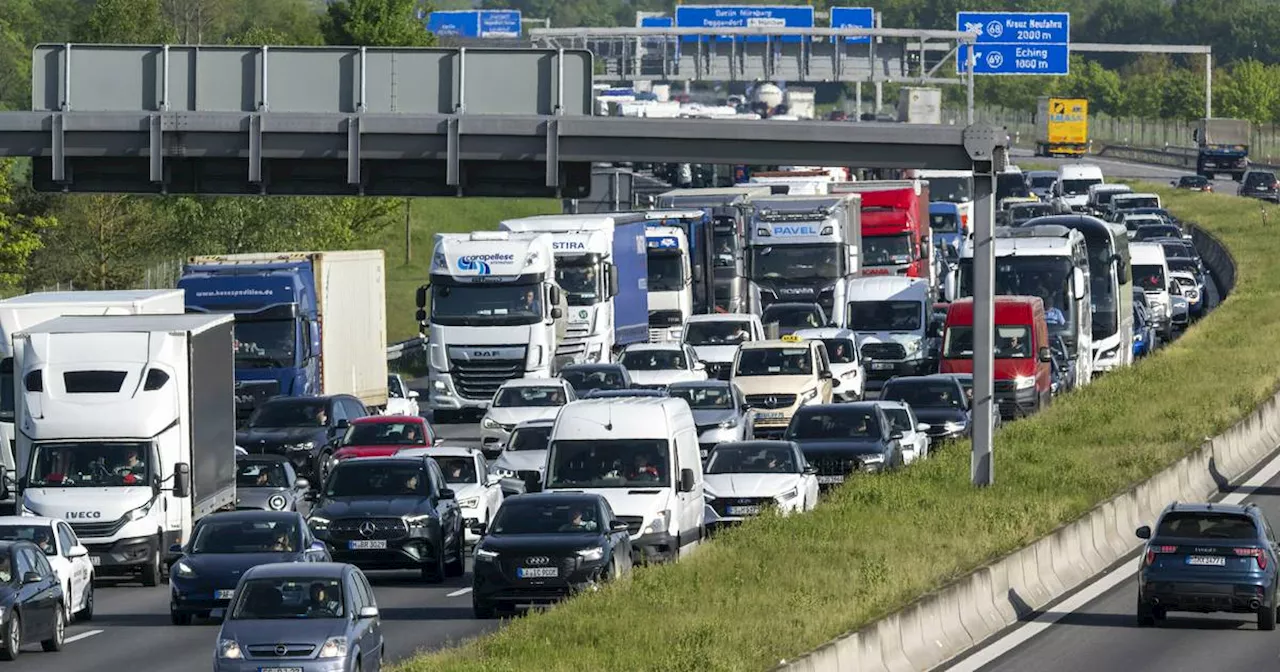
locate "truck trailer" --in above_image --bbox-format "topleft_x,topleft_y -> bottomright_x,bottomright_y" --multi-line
1035,97 -> 1089,157
1194,118 -> 1251,180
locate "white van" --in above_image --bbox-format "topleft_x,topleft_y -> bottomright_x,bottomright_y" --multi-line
1130,242 -> 1174,340
841,276 -> 932,392
542,398 -> 704,564
1053,164 -> 1105,212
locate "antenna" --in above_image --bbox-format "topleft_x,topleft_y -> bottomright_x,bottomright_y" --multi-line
605,403 -> 614,431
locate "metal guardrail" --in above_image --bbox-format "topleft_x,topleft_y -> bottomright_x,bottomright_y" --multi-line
1097,143 -> 1280,172
387,336 -> 427,362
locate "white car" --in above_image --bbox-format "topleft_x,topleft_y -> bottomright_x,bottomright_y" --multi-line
479,378 -> 575,458
0,516 -> 93,622
1121,214 -> 1164,240
399,446 -> 503,544
702,440 -> 819,528
385,373 -> 420,416
792,328 -> 865,401
616,342 -> 708,389
490,418 -> 555,497
875,401 -> 931,464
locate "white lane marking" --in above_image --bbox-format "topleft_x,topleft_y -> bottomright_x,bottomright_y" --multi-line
943,447 -> 1280,672
64,629 -> 103,644
447,587 -> 472,597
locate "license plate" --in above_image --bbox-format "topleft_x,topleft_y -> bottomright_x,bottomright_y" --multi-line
1186,555 -> 1226,566
758,412 -> 784,419
726,505 -> 761,516
517,567 -> 558,578
348,540 -> 387,550
816,475 -> 844,484
89,556 -> 101,566
872,362 -> 895,370
259,668 -> 304,672
215,589 -> 235,600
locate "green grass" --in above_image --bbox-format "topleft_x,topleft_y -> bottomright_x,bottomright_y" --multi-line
360,197 -> 561,343
391,184 -> 1280,672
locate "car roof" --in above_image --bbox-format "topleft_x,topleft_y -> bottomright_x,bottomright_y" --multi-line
352,415 -> 425,425
497,377 -> 567,388
797,402 -> 880,413
398,446 -> 477,458
740,339 -> 818,350
199,510 -> 301,523
244,562 -> 350,580
504,492 -> 605,506
685,313 -> 756,323
668,379 -> 732,389
1161,502 -> 1254,516
0,516 -> 57,526
791,327 -> 857,341
621,342 -> 686,352
886,374 -> 963,386
235,454 -> 291,465
711,440 -> 798,451
336,456 -> 429,467
561,363 -> 625,371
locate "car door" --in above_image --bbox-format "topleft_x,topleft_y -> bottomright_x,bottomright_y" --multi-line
352,569 -> 383,668
15,548 -> 51,636
326,400 -> 349,447
427,461 -> 460,548
476,454 -> 502,518
792,444 -> 819,510
56,523 -> 89,612
600,500 -> 632,574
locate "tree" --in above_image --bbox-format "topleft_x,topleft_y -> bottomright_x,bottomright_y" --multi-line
0,160 -> 52,291
156,196 -> 399,256
33,195 -> 157,291
322,0 -> 435,47
162,0 -> 231,43
76,0 -> 174,43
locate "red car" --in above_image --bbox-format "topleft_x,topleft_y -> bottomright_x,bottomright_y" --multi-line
330,416 -> 438,464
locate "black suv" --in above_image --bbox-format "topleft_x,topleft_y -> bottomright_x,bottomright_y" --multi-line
1136,502 -> 1280,629
1238,170 -> 1279,202
306,455 -> 465,583
236,394 -> 368,483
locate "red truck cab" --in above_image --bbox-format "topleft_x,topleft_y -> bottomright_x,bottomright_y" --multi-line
939,296 -> 1053,420
832,180 -> 932,283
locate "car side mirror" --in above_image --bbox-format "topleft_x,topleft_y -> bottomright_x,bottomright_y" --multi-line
1038,347 -> 1052,362
168,543 -> 184,555
819,370 -> 833,380
310,541 -> 327,553
1136,525 -> 1151,539
335,418 -> 350,430
408,390 -> 420,399
486,474 -> 502,486
551,307 -> 564,320
916,423 -> 931,432
470,522 -> 488,536
693,361 -> 706,371
889,430 -> 904,441
438,488 -> 456,500
802,465 -> 817,475
610,520 -> 630,533
358,606 -> 379,619
174,462 -> 191,498
679,468 -> 696,493
21,571 -> 41,585
294,478 -> 310,490
67,545 -> 89,559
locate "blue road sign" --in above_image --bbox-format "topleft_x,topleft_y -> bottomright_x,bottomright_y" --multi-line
427,10 -> 522,39
675,5 -> 814,43
640,16 -> 677,54
956,11 -> 1070,76
479,10 -> 521,38
829,7 -> 874,44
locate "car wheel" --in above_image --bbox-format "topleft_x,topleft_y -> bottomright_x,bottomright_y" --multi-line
62,582 -> 73,623
445,524 -> 466,578
1136,594 -> 1155,627
422,543 -> 446,584
473,598 -> 497,619
170,609 -> 192,626
314,451 -> 333,486
1260,603 -> 1276,631
77,579 -> 94,621
0,612 -> 19,660
141,544 -> 162,587
41,606 -> 64,652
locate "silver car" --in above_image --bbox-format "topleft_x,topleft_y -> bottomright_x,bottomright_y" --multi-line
214,562 -> 383,672
667,380 -> 756,459
235,455 -> 311,511
490,418 -> 555,497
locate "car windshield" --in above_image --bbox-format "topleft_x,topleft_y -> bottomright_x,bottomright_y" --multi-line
1029,175 -> 1056,189
561,368 -> 626,392
647,250 -> 685,293
191,518 -> 299,553
490,499 -> 601,535
819,339 -> 857,363
735,347 -> 811,376
507,426 -> 552,451
846,300 -> 922,331
236,460 -> 289,488
926,176 -> 972,202
325,463 -> 426,497
493,386 -> 567,408
684,320 -> 753,345
882,381 -> 964,408
249,400 -> 328,428
997,173 -> 1030,200
620,349 -> 688,371
761,305 -> 823,329
1135,226 -> 1180,240
1179,176 -> 1208,187
28,440 -> 152,488
1114,196 -> 1160,209
705,444 -> 799,474
343,421 -> 426,446
1168,259 -> 1198,274
1133,264 -> 1166,291
750,244 -> 843,280
0,525 -> 57,556
943,325 -> 1033,359
230,578 -> 345,620
431,283 -> 543,327
1061,178 -> 1101,196
546,439 -> 670,488
787,409 -> 880,439
556,261 -> 603,306
668,385 -> 734,409
930,211 -> 958,233
433,456 -> 478,484
1156,512 -> 1257,539
232,319 -> 295,368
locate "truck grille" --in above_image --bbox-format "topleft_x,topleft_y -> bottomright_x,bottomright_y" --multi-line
327,517 -> 408,541
744,394 -> 796,409
993,379 -> 1016,393
449,356 -> 525,400
861,342 -> 906,361
69,516 -> 128,538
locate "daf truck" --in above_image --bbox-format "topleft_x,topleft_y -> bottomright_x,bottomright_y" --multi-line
177,251 -> 387,425
1035,97 -> 1089,157
656,186 -> 771,314
1194,118 -> 1250,180
14,313 -> 236,586
746,193 -> 863,318
499,213 -> 650,364
646,226 -> 693,342
0,290 -> 185,510
418,232 -> 568,423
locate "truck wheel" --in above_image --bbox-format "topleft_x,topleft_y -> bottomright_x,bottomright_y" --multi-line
141,544 -> 162,587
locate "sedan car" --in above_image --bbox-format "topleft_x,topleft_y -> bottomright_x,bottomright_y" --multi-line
616,343 -> 707,389
479,378 -> 574,459
559,363 -> 632,396
490,419 -> 554,498
385,373 -> 420,417
1172,175 -> 1212,192
169,510 -> 330,625
702,440 -> 818,529
667,380 -> 755,459
214,563 -> 383,672
234,455 -> 310,511
874,401 -> 930,464
783,403 -> 905,489
397,446 -> 503,545
879,375 -> 972,442
0,539 -> 66,660
0,517 -> 92,623
330,415 -> 437,470
471,492 -> 633,618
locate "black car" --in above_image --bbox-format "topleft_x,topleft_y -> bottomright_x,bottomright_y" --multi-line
0,540 -> 65,659
559,363 -> 631,396
1132,224 -> 1185,242
470,492 -> 632,618
1238,170 -> 1279,201
783,403 -> 904,489
880,375 -> 972,441
760,302 -> 829,336
1172,175 -> 1212,192
305,455 -> 465,583
236,394 -> 370,484
168,510 -> 330,625
1136,502 -> 1280,629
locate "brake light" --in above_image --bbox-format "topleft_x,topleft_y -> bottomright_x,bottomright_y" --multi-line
1144,545 -> 1177,565
1235,548 -> 1268,570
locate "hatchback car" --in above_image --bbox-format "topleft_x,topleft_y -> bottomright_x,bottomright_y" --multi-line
616,343 -> 707,389
490,418 -> 554,497
479,378 -> 574,458
0,518 -> 92,624
1238,169 -> 1279,201
784,402 -> 904,488
667,380 -> 756,458
1136,502 -> 1279,629
0,539 -> 65,660
1172,175 -> 1212,192
398,446 -> 503,545
703,440 -> 819,528
234,454 -> 310,511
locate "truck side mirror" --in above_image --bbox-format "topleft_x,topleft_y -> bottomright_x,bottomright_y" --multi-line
679,468 -> 696,493
415,285 -> 428,309
551,308 -> 563,320
1038,347 -> 1052,363
415,309 -> 427,324
1071,267 -> 1087,300
174,462 -> 191,498
549,286 -> 562,305
607,263 -> 619,298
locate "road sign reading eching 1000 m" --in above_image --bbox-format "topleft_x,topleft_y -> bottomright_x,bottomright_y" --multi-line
956,11 -> 1070,76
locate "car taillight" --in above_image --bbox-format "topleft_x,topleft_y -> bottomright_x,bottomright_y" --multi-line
1235,548 -> 1268,570
1145,545 -> 1177,566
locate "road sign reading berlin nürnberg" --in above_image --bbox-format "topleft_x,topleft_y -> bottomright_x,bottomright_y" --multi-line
956,11 -> 1070,76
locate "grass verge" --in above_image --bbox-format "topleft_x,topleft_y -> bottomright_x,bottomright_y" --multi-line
391,184 -> 1280,672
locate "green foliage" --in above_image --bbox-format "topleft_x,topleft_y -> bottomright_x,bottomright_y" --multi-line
0,160 -> 51,290
77,0 -> 175,43
322,0 -> 435,47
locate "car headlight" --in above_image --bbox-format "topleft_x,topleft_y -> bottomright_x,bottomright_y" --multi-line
173,560 -> 197,578
475,547 -> 499,562
286,441 -> 315,453
903,339 -> 921,355
267,494 -> 288,511
458,497 -> 479,509
404,513 -> 434,526
718,417 -> 739,429
799,388 -> 818,403
481,417 -> 499,430
19,502 -> 37,517
1099,345 -> 1119,359
644,510 -> 670,536
776,487 -> 798,502
127,498 -> 154,522
491,467 -> 515,479
703,491 -> 716,503
307,515 -> 330,531
943,421 -> 966,434
318,636 -> 348,659
217,639 -> 243,659
1013,375 -> 1036,390
860,454 -> 885,472
576,546 -> 604,561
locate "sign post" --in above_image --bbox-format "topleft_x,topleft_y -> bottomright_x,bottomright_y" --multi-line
956,12 -> 1070,76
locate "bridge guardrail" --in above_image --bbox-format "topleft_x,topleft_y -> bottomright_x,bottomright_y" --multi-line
1096,143 -> 1280,172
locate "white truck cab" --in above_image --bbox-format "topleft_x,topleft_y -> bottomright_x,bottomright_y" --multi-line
680,313 -> 769,380
542,398 -> 704,564
645,226 -> 693,343
1130,242 -> 1175,340
841,277 -> 932,392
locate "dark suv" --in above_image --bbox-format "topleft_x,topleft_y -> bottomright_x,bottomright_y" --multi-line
1136,502 -> 1280,629
235,394 -> 369,483
306,456 -> 465,583
1238,170 -> 1279,202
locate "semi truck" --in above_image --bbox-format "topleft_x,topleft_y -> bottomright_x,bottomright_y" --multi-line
1035,97 -> 1089,157
1194,118 -> 1251,180
645,225 -> 693,342
499,213 -> 650,363
418,232 -> 567,423
0,289 -> 185,510
642,209 -> 718,317
656,186 -> 772,315
14,313 -> 237,586
177,251 -> 388,425
832,180 -> 933,291
746,193 -> 863,318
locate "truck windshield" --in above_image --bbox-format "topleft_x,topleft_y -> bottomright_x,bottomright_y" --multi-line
1061,179 -> 1101,196
751,244 -> 843,280
864,234 -> 913,266
647,252 -> 684,292
713,217 -> 738,267
846,301 -> 922,331
430,283 -> 543,326
926,177 -> 972,203
957,256 -> 1076,337
735,347 -> 811,376
556,260 -> 603,306
930,212 -> 958,233
546,439 -> 670,488
28,441 -> 153,488
233,319 -> 295,368
0,358 -> 12,423
1133,265 -> 1166,291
